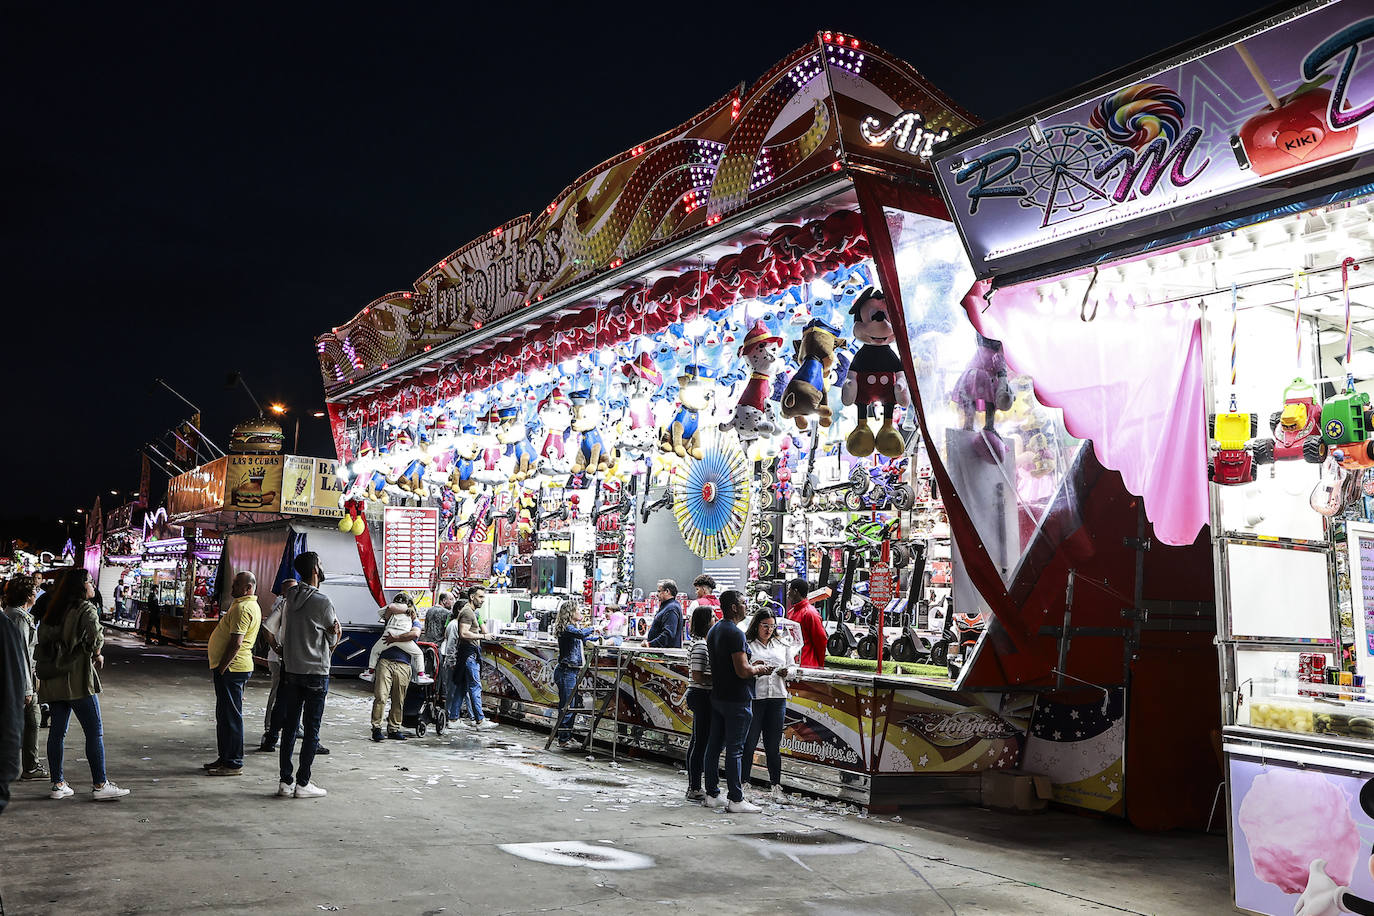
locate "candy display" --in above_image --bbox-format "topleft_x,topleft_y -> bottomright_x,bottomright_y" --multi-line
1238,768 -> 1360,894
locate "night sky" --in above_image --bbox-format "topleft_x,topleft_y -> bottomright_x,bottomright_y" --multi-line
4,1 -> 1261,548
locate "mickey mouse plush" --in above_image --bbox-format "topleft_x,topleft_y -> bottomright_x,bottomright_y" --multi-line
841,288 -> 910,458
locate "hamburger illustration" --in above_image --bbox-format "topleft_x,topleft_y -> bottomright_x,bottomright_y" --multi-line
229,416 -> 285,454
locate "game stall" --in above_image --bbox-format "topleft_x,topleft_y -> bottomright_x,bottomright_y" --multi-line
930,0 -> 1374,910
311,33 -> 1212,808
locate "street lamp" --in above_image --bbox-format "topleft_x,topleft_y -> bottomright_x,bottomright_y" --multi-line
270,403 -> 300,454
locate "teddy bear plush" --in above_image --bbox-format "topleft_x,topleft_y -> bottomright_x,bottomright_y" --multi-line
842,288 -> 911,458
780,319 -> 847,430
723,320 -> 783,447
660,364 -> 715,459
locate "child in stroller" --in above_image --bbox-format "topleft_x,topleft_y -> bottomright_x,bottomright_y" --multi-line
400,641 -> 448,737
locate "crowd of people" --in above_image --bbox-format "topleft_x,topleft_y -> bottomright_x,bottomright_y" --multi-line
0,559 -> 828,816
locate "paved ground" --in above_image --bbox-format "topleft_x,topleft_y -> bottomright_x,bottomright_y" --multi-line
0,635 -> 1234,915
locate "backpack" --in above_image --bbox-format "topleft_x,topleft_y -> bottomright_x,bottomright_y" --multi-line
34,607 -> 90,680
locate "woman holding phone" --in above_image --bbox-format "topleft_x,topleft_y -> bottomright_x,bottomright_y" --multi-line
742,609 -> 794,802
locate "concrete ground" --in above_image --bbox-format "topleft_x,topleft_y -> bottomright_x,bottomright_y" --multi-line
0,635 -> 1234,915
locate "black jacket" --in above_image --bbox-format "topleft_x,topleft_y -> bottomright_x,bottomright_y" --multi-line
0,613 -> 26,814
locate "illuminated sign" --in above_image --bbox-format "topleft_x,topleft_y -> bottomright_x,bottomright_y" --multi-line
859,110 -> 950,159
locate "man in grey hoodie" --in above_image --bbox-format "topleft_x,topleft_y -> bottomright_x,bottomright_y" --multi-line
275,552 -> 339,800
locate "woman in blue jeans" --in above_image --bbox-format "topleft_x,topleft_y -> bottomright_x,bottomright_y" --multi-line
683,604 -> 715,801
552,598 -> 599,749
742,610 -> 794,802
37,568 -> 129,801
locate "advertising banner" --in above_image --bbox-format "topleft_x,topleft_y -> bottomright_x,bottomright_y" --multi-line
934,0 -> 1374,279
226,454 -> 284,512
1229,753 -> 1374,914
311,458 -> 345,518
167,457 -> 228,519
383,505 -> 439,590
281,455 -> 314,516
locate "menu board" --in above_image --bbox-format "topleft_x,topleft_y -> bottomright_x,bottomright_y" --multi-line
383,506 -> 439,590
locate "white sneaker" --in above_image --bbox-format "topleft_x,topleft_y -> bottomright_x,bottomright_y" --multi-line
293,782 -> 327,798
726,798 -> 762,814
93,782 -> 130,801
415,672 -> 434,685
49,782 -> 74,800
703,793 -> 726,809
474,719 -> 498,731
769,784 -> 787,802
359,668 -> 375,682
276,781 -> 294,797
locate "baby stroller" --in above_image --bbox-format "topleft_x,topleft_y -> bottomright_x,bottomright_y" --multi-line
401,642 -> 448,737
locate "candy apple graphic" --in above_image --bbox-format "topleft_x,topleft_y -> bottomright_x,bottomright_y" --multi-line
1238,80 -> 1358,176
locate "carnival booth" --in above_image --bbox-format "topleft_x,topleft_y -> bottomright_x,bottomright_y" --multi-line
163,432 -> 388,666
309,32 -> 1196,807
932,0 -> 1374,911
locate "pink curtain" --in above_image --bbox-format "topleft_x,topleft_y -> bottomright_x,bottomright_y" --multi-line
965,279 -> 1208,547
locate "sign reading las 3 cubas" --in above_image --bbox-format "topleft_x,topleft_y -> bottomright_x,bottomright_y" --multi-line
935,0 -> 1374,279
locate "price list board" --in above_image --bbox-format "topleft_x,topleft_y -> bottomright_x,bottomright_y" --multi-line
383,506 -> 440,590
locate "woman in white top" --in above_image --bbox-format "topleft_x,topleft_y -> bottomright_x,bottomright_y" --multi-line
439,598 -> 470,721
684,604 -> 715,802
743,610 -> 793,801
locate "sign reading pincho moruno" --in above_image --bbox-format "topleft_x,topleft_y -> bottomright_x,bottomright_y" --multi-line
933,0 -> 1374,280
281,456 -> 315,516
226,454 -> 284,513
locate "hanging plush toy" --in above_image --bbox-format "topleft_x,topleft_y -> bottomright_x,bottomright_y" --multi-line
537,388 -> 574,472
497,405 -> 537,481
396,429 -> 433,493
615,353 -> 663,456
842,288 -> 911,458
448,423 -> 481,492
358,441 -> 391,503
338,497 -> 367,536
660,364 -> 716,459
953,332 -> 1015,431
780,319 -> 847,430
570,389 -> 615,475
723,320 -> 783,447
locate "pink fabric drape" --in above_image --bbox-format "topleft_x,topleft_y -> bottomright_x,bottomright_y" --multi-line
966,279 -> 1208,547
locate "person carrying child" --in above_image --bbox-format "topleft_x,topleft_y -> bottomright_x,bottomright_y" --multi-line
361,602 -> 433,685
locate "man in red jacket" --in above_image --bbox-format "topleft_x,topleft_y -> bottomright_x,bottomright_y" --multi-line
786,579 -> 828,669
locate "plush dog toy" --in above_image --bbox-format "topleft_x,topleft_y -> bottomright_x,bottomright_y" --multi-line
448,423 -> 481,492
357,441 -> 391,503
780,319 -> 847,430
497,405 -> 537,481
842,288 -> 910,458
571,389 -> 615,475
538,388 -> 574,471
724,320 -> 783,447
615,353 -> 663,455
395,429 -> 433,493
660,364 -> 715,459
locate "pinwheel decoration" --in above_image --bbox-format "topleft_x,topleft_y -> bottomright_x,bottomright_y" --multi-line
673,430 -> 752,559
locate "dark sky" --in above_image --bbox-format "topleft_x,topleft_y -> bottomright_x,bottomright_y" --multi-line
3,0 -> 1261,546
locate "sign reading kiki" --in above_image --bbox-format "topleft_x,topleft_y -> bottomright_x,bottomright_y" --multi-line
934,0 -> 1374,280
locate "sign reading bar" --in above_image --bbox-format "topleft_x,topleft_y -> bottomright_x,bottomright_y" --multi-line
383,506 -> 440,590
933,0 -> 1374,280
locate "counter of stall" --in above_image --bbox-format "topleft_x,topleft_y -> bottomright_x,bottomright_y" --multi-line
474,632 -> 1031,808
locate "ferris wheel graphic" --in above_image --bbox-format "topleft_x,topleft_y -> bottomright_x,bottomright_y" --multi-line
1016,126 -> 1121,228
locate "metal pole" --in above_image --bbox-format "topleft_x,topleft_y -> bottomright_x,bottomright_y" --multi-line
294,416 -> 300,455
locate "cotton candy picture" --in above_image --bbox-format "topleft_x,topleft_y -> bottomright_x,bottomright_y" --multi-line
1237,768 -> 1360,893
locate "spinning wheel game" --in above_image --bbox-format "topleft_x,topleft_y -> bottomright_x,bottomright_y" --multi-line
672,430 -> 752,560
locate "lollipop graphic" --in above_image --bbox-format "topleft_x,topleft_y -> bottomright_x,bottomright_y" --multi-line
1089,83 -> 1185,150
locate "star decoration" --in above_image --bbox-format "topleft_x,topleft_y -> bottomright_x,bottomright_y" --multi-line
918,754 -> 929,767
1107,780 -> 1119,793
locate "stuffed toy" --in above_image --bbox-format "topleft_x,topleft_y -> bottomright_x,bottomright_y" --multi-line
337,497 -> 367,536
615,353 -> 663,455
842,288 -> 911,458
780,319 -> 847,430
660,364 -> 715,459
953,333 -> 1014,431
395,429 -> 433,493
570,389 -> 615,475
537,387 -> 574,471
723,320 -> 783,447
448,423 -> 481,492
497,405 -> 537,481
357,441 -> 391,503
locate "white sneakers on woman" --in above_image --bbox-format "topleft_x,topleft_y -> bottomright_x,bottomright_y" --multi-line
93,782 -> 130,800
48,782 -> 74,799
726,798 -> 762,814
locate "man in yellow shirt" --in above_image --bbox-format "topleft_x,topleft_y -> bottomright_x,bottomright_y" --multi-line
204,572 -> 262,776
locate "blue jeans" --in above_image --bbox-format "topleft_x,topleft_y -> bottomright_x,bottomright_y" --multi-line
685,687 -> 711,792
456,649 -> 484,723
47,695 -> 107,787
704,696 -> 752,803
743,696 -> 786,786
213,669 -> 251,768
278,673 -> 329,787
554,665 -> 579,742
